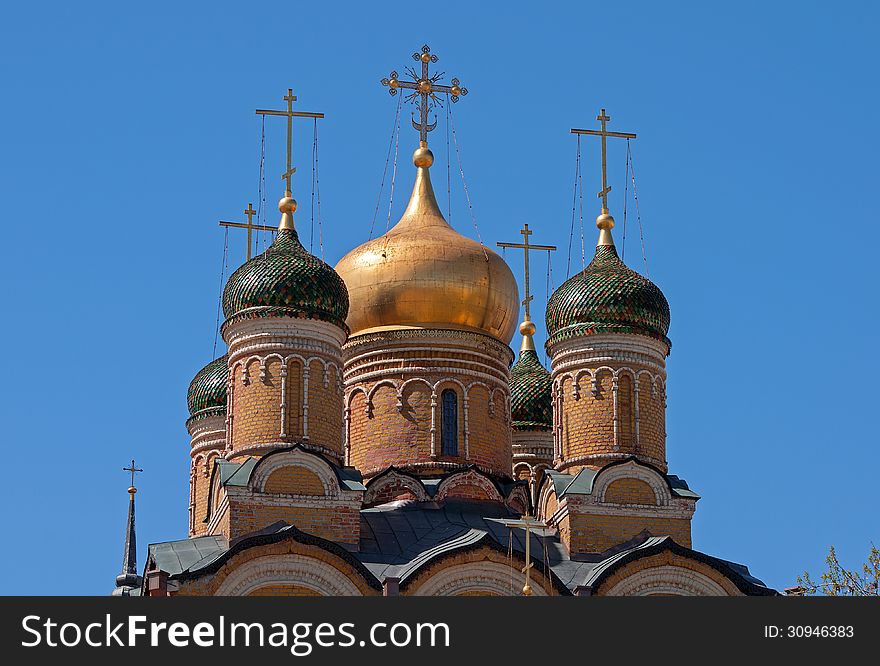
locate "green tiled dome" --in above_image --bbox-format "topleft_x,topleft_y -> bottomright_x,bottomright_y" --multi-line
510,349 -> 552,431
187,355 -> 228,419
546,244 -> 670,349
222,229 -> 349,331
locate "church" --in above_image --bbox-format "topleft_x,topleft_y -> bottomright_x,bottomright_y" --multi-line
113,45 -> 775,597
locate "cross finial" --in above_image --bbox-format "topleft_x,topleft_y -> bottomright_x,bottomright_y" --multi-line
571,108 -> 637,213
381,44 -> 468,146
123,459 -> 143,493
219,202 -> 276,260
497,223 -> 556,323
256,88 -> 324,197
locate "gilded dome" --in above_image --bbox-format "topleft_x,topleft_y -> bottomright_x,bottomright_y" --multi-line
335,147 -> 519,344
546,241 -> 670,349
222,198 -> 349,331
187,355 -> 228,419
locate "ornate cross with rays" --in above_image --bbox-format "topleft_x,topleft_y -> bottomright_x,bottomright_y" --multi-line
381,44 -> 468,145
219,203 -> 276,260
123,459 -> 143,491
571,109 -> 637,212
256,88 -> 325,195
497,224 -> 556,322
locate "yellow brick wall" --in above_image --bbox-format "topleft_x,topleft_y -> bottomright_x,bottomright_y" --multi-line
603,478 -> 657,505
307,360 -> 343,456
348,376 -> 511,480
557,363 -> 666,472
563,512 -> 691,554
227,502 -> 360,545
190,452 -> 221,536
230,357 -> 343,462
263,466 -> 326,495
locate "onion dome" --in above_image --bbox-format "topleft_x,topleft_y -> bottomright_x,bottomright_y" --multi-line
222,196 -> 349,331
187,355 -> 228,420
546,210 -> 670,349
335,146 -> 519,344
509,320 -> 552,431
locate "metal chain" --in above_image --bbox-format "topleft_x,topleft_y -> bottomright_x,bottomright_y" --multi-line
627,140 -> 649,276
622,140 -> 629,261
257,116 -> 267,256
369,95 -> 402,241
448,103 -> 489,261
212,226 -> 229,359
314,118 -> 325,261
567,136 -> 581,278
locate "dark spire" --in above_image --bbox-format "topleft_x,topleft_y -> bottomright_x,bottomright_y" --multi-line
112,459 -> 143,596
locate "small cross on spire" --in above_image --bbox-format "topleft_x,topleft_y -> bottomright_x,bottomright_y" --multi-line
123,459 -> 143,492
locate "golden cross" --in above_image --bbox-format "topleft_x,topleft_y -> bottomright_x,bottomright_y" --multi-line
219,203 -> 276,261
497,224 -> 556,322
381,44 -> 468,145
499,514 -> 550,596
256,88 -> 324,195
571,109 -> 637,212
123,459 -> 143,490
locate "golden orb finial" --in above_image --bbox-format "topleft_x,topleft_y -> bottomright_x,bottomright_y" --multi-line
128,486 -> 137,495
413,146 -> 434,168
519,318 -> 537,353
596,209 -> 615,247
278,193 -> 297,231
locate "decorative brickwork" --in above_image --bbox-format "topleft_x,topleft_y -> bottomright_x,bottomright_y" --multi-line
343,329 -> 514,480
176,542 -> 378,596
594,552 -> 743,596
207,448 -> 364,545
224,318 -> 346,464
541,460 -> 696,556
549,334 -> 668,473
403,546 -> 553,596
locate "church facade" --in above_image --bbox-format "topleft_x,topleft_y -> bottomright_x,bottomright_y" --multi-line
114,48 -> 775,598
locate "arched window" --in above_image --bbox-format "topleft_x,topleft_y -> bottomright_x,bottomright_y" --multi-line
441,389 -> 459,456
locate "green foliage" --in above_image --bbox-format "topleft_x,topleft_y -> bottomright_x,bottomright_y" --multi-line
796,544 -> 879,596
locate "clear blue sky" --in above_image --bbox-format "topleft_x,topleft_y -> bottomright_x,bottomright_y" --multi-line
0,0 -> 876,595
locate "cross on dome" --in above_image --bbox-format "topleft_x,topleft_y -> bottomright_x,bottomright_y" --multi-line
381,44 -> 468,146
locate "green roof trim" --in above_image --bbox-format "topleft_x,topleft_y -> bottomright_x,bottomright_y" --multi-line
552,457 -> 700,500
509,349 -> 552,431
222,228 -> 349,331
545,244 -> 670,349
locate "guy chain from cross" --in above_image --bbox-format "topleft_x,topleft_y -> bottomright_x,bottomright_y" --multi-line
381,45 -> 468,145
571,109 -> 637,213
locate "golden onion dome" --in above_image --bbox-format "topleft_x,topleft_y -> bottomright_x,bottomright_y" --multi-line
335,145 -> 519,344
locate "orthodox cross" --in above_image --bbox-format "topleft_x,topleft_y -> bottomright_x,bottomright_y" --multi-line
571,109 -> 637,211
498,515 -> 553,596
497,224 -> 556,321
123,459 -> 143,491
219,203 -> 276,260
256,88 -> 324,195
381,44 -> 468,145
